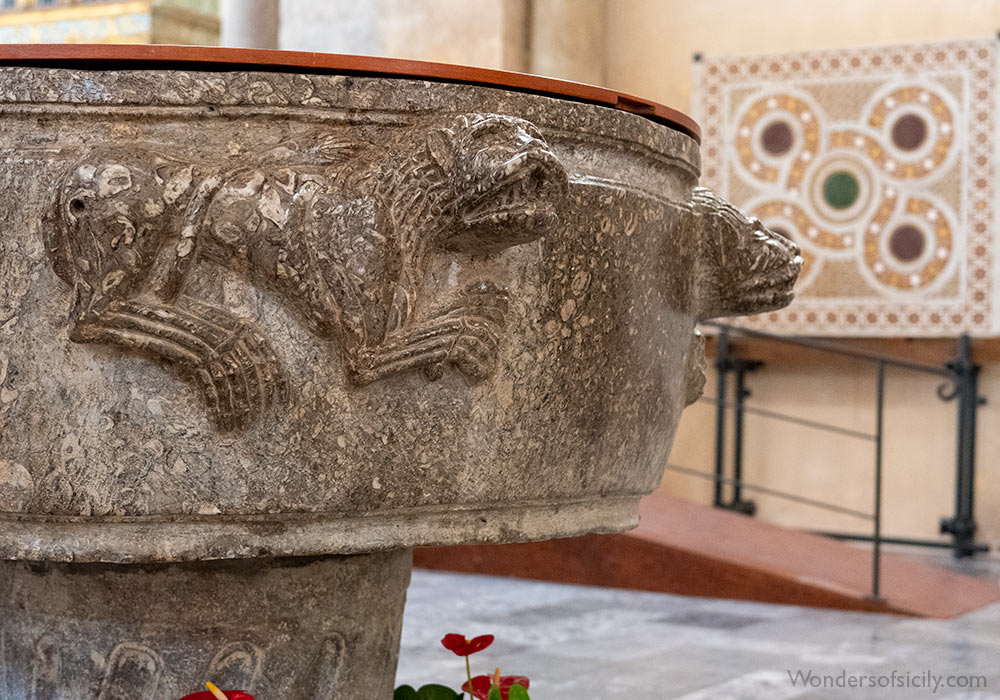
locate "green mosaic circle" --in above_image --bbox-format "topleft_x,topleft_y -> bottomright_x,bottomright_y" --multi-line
822,171 -> 860,209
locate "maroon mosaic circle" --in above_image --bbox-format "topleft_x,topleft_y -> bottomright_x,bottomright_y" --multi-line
891,114 -> 927,151
889,225 -> 926,262
761,121 -> 794,155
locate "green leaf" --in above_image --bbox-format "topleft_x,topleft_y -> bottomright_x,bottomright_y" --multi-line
417,684 -> 462,700
487,687 -> 502,700
394,685 -> 419,700
508,684 -> 531,700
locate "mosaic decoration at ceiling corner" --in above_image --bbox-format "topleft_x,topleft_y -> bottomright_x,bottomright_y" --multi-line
694,40 -> 999,337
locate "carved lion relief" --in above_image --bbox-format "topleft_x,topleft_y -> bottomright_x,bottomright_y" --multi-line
690,186 -> 801,321
44,114 -> 568,430
680,187 -> 801,407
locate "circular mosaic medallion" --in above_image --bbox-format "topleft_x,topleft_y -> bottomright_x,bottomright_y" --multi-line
863,194 -> 954,292
891,114 -> 927,151
807,153 -> 878,232
888,224 -> 926,262
761,121 -> 794,155
736,92 -> 821,184
822,171 -> 860,209
866,85 -> 956,175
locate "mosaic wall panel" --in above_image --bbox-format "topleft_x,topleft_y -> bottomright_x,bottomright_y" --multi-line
694,40 -> 999,336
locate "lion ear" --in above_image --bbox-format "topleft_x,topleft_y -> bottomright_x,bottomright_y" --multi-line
427,128 -> 456,174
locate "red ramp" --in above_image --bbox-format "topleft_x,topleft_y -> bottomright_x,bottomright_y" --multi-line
414,494 -> 1000,618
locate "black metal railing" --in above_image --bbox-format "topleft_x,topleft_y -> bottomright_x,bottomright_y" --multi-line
666,322 -> 988,602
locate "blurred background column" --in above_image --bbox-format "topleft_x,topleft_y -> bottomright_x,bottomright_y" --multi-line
528,0 -> 606,85
279,0 -> 526,70
277,0 -> 609,82
221,0 -> 278,49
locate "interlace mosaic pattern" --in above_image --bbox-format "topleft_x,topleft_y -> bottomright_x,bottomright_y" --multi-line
694,40 -> 999,336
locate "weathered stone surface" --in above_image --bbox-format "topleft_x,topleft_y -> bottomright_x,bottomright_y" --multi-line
0,63 -> 800,699
0,549 -> 411,699
0,67 -> 799,563
0,460 -> 31,513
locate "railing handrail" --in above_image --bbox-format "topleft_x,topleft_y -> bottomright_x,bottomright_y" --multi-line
663,462 -> 874,520
702,321 -> 954,377
697,396 -> 878,441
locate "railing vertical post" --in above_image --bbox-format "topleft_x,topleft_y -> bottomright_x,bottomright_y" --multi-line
732,366 -> 747,506
871,361 -> 885,601
940,334 -> 981,558
728,361 -> 761,515
713,328 -> 730,507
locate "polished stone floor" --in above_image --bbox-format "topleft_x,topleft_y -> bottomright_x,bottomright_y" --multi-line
397,559 -> 1000,699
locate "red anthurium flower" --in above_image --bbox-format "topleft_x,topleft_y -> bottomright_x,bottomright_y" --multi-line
176,691 -> 254,700
440,633 -> 494,656
461,674 -> 530,700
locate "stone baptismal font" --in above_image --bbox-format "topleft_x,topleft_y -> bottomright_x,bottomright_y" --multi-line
0,46 -> 800,699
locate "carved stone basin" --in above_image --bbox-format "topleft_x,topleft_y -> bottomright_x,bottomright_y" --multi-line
0,46 -> 800,699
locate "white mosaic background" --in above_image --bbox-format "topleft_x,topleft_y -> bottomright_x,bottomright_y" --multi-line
693,40 -> 999,336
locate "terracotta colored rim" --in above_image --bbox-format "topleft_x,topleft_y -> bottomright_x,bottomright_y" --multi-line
0,44 -> 700,142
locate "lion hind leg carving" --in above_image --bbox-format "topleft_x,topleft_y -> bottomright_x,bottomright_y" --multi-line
71,297 -> 286,431
351,325 -> 497,383
349,281 -> 509,384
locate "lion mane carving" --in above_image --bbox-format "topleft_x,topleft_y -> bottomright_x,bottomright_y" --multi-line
45,114 -> 568,430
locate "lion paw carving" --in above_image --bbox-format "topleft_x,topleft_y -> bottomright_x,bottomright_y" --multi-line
44,114 -> 568,430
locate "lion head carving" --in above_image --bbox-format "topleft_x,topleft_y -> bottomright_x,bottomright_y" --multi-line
426,114 -> 568,254
691,186 -> 802,320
